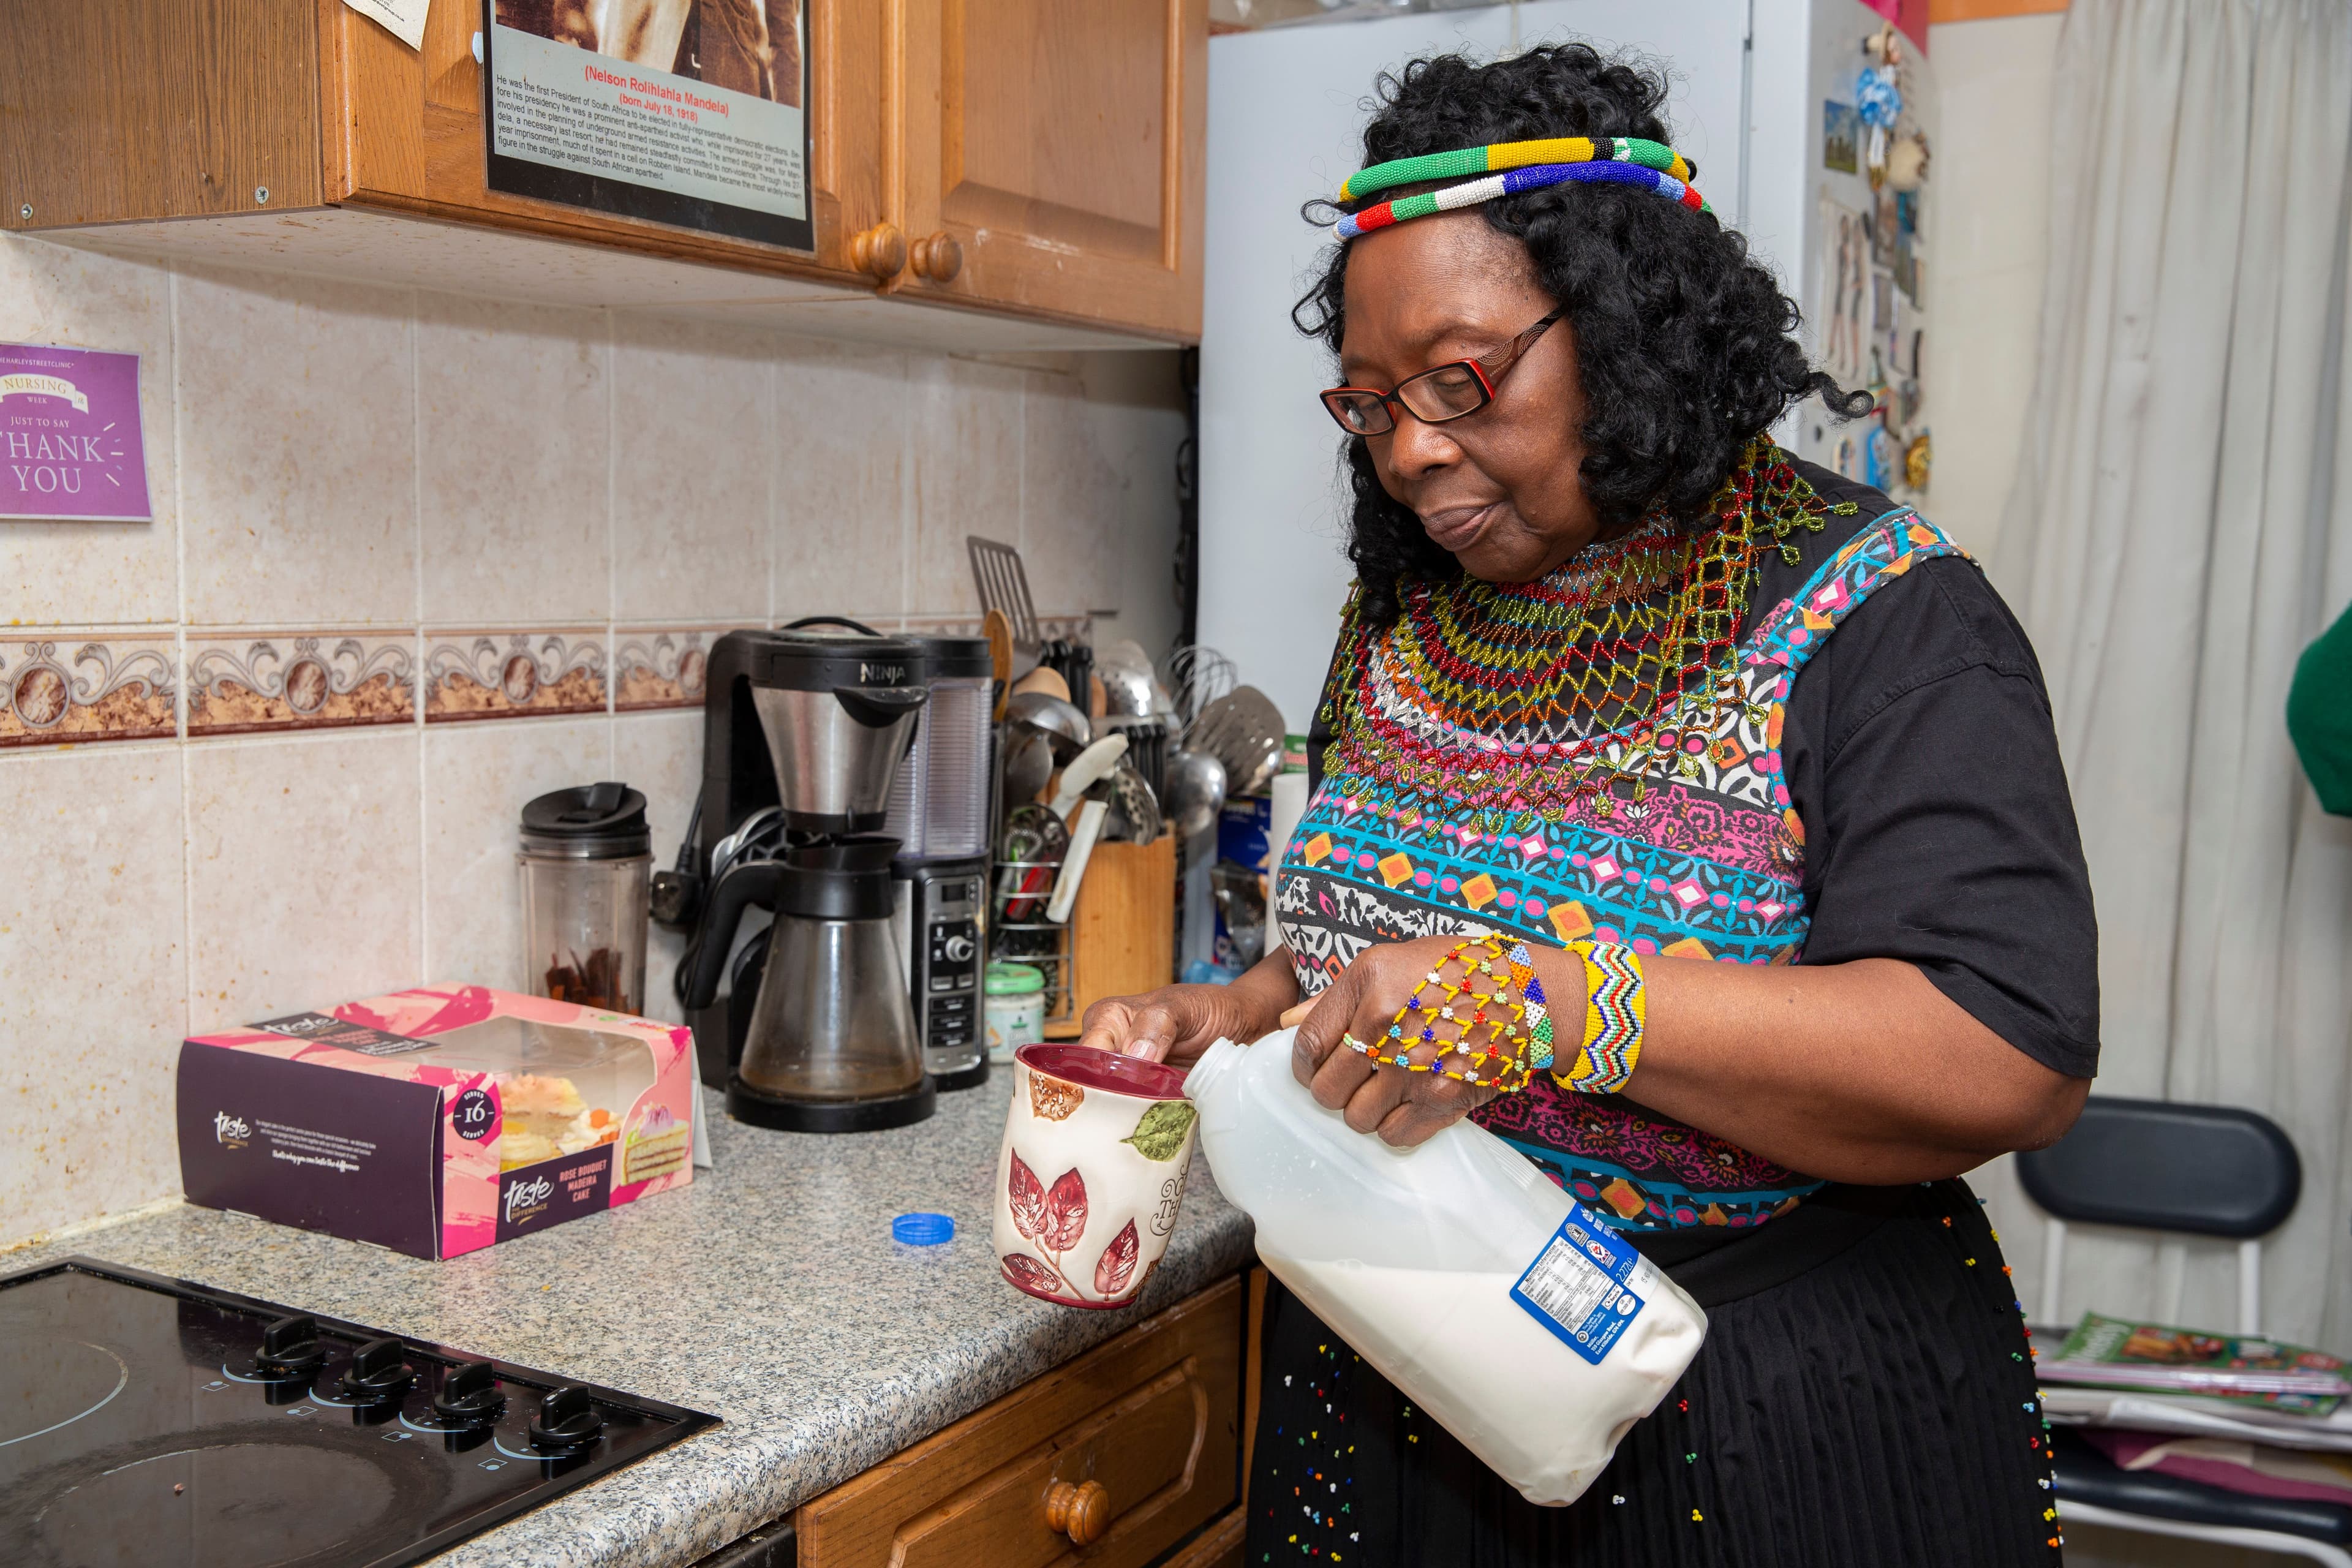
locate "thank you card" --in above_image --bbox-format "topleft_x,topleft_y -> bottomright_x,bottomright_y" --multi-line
0,343 -> 151,522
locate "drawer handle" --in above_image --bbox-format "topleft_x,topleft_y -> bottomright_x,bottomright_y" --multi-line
911,231 -> 964,282
1043,1478 -> 1110,1547
849,222 -> 907,281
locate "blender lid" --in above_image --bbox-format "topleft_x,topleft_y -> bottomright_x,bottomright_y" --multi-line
520,782 -> 652,858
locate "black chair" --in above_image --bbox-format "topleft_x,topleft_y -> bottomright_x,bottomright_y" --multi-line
2018,1095 -> 2349,1564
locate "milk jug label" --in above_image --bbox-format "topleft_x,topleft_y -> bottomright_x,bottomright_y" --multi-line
1510,1202 -> 1644,1365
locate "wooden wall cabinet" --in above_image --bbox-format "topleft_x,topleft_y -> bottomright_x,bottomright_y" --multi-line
0,0 -> 1205,345
0,1 -> 875,285
885,0 -> 1208,340
329,0 -> 889,286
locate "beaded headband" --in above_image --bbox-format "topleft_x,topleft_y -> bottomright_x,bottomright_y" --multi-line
1330,135 -> 1709,242
1338,135 -> 1691,202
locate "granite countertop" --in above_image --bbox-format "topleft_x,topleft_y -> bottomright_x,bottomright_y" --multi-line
5,1071 -> 1256,1567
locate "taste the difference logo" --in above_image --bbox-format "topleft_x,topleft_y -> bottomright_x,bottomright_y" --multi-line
504,1175 -> 555,1224
213,1111 -> 251,1149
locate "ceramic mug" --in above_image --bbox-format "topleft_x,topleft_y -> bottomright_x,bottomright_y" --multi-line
993,1044 -> 1198,1309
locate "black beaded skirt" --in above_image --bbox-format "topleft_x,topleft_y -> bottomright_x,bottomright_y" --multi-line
1245,1178 -> 2063,1567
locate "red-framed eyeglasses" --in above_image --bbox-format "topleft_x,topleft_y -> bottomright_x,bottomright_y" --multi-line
1319,309 -> 1564,436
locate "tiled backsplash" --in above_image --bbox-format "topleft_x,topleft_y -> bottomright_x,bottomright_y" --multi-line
0,233 -> 1184,1248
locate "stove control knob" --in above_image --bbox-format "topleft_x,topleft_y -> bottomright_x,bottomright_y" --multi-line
431,1361 -> 505,1425
257,1314 -> 326,1379
529,1386 -> 606,1455
337,1336 -> 416,1403
943,934 -> 976,962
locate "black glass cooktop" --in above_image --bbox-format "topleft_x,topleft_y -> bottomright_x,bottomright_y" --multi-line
0,1257 -> 717,1568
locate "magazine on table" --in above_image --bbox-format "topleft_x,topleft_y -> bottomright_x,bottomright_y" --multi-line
2040,1312 -> 2349,1407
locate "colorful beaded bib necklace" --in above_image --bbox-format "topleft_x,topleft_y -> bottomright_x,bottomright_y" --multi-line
1318,438 -> 1856,826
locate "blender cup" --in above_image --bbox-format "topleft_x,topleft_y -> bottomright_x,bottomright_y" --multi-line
519,782 -> 653,1016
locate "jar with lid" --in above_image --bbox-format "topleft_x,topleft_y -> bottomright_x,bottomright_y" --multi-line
982,962 -> 1047,1063
518,782 -> 652,1016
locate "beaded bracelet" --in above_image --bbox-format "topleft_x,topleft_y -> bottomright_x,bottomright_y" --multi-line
1343,933 -> 1553,1093
1341,936 -> 1648,1097
1555,943 -> 1646,1096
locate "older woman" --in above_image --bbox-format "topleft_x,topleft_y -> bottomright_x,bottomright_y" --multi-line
1081,43 -> 2097,1568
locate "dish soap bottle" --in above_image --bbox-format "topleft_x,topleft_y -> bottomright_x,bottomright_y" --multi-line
1183,1030 -> 1708,1507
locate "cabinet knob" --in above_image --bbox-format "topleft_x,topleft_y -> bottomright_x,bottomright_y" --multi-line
848,222 -> 907,281
911,230 -> 964,283
1043,1478 -> 1110,1546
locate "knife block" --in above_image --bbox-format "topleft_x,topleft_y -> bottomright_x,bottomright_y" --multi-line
1043,832 -> 1178,1038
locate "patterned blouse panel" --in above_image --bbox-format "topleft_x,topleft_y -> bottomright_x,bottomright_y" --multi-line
1276,508 -> 1967,1232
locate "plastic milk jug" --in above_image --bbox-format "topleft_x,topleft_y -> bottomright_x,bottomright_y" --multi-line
1184,1030 -> 1707,1507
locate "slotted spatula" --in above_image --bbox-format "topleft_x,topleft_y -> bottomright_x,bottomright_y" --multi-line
968,535 -> 1041,680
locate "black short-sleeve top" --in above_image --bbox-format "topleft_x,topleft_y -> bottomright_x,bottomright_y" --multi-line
1278,454 -> 2098,1232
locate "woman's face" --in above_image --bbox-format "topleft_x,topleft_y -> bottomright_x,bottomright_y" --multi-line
1338,213 -> 1602,582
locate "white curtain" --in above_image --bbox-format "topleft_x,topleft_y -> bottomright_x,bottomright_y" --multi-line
1983,0 -> 2352,1365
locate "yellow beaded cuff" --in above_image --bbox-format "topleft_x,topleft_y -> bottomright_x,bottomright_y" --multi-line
1555,943 -> 1645,1095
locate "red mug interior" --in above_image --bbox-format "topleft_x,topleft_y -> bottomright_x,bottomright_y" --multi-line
1013,1043 -> 1189,1101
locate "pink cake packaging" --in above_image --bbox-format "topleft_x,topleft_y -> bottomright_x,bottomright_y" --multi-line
176,984 -> 695,1259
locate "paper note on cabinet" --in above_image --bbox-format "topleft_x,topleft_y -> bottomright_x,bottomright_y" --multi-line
342,0 -> 427,51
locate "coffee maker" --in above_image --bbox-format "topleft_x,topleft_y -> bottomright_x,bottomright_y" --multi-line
667,622 -> 935,1132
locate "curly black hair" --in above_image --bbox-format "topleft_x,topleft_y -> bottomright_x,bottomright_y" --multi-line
1298,43 -> 1868,625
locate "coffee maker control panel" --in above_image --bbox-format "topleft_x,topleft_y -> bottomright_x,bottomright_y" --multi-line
904,864 -> 986,1080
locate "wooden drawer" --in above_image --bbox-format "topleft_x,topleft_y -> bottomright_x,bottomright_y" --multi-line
796,1276 -> 1242,1568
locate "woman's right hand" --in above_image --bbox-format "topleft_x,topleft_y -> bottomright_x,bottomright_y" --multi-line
1075,984 -> 1265,1068
1076,949 -> 1300,1068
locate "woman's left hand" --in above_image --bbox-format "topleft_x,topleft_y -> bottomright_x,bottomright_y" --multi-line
1287,933 -> 1502,1147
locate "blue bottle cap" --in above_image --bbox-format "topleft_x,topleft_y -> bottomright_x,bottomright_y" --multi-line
892,1212 -> 955,1246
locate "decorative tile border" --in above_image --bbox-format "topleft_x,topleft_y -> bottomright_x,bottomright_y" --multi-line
614,628 -> 711,712
187,633 -> 414,737
894,613 -> 971,636
895,612 -> 1094,643
0,636 -> 176,747
424,630 -> 606,722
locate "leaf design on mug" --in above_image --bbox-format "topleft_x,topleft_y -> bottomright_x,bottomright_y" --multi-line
1042,1166 -> 1088,1253
1094,1219 -> 1140,1297
1120,1101 -> 1198,1162
1001,1253 -> 1061,1294
1028,1073 -> 1084,1121
1008,1148 -> 1047,1241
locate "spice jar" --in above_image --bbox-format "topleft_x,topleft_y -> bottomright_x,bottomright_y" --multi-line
519,783 -> 652,1016
983,962 -> 1047,1063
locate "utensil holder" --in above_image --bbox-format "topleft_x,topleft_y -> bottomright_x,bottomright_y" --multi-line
1049,833 -> 1177,1038
992,856 -> 1076,1030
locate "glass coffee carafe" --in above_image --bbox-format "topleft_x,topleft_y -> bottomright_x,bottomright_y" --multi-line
695,836 -> 932,1131
739,902 -> 924,1101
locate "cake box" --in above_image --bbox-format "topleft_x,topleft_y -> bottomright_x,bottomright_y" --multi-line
176,984 -> 695,1260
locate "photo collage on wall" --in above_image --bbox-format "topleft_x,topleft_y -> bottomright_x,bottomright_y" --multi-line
1818,21 -> 1931,501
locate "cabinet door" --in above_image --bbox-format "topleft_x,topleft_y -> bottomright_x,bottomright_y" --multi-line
322,0 -> 882,284
795,1276 -> 1241,1567
889,0 -> 1205,340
